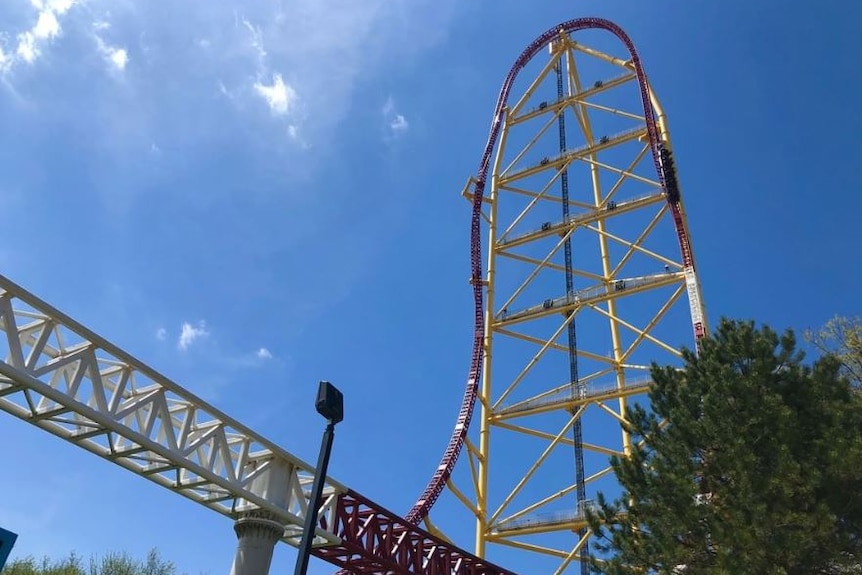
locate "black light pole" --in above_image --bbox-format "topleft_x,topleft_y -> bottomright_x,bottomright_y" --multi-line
294,380 -> 344,575
0,526 -> 19,571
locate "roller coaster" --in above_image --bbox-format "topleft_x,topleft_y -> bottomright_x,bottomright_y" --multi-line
0,17 -> 705,575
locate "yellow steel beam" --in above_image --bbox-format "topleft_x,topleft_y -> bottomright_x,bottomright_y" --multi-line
493,538 -> 572,559
496,227 -> 577,314
489,518 -> 590,538
510,49 -> 564,118
422,514 -> 453,543
500,183 -> 598,209
500,109 -> 562,179
498,127 -> 647,187
495,327 -> 616,363
575,149 -> 660,189
553,533 -> 593,575
495,272 -> 684,328
494,380 -> 653,421
497,251 -> 604,282
489,409 -> 584,524
609,206 -> 672,277
620,284 -> 686,363
475,103 -> 511,557
492,421 -> 578,447
585,217 -> 681,269
586,302 -> 683,358
595,143 -> 654,208
497,465 -> 616,530
498,192 -> 665,250
492,310 -> 579,409
509,72 -> 637,126
497,483 -> 580,527
565,45 -> 633,462
446,478 -> 481,518
571,41 -> 631,67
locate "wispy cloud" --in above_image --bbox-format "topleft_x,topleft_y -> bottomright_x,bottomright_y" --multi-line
155,327 -> 167,341
212,1 -> 455,146
234,15 -> 304,142
240,16 -> 267,64
256,347 -> 273,360
382,95 -> 409,138
2,0 -> 458,152
178,320 -> 209,350
92,21 -> 128,72
254,72 -> 296,116
390,114 -> 408,132
0,0 -> 460,316
226,347 -> 276,367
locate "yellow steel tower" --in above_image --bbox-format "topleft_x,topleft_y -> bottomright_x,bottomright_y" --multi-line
434,23 -> 706,575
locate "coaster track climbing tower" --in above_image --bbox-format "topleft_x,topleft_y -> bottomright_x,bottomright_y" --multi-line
412,18 -> 707,575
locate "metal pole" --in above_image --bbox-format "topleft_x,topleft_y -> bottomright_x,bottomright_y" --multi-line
293,420 -> 336,575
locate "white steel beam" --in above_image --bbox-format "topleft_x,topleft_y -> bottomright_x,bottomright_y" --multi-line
0,274 -> 345,548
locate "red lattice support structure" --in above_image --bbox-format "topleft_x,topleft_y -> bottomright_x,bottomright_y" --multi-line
317,491 -> 517,575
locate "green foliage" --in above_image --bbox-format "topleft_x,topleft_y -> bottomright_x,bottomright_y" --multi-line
587,318 -> 862,574
806,315 -> 862,386
2,550 -> 178,575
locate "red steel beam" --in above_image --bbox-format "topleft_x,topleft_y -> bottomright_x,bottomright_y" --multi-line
316,491 -> 518,575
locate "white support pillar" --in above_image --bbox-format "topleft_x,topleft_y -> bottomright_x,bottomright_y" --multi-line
229,458 -> 293,575
229,511 -> 284,575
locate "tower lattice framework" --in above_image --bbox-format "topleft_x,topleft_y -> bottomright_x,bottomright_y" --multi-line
419,21 -> 707,575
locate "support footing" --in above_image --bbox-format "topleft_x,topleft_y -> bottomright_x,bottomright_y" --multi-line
229,511 -> 284,575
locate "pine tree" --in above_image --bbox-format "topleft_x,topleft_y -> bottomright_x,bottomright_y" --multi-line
587,318 -> 862,574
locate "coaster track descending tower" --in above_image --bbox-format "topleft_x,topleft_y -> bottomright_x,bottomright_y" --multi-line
408,18 -> 707,575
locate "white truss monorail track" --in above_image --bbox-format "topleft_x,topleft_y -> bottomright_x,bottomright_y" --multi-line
0,273 -> 345,548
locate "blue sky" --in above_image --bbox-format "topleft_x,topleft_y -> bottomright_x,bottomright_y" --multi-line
1,1 -> 860,574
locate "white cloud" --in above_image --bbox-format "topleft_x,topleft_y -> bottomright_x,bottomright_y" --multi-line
92,22 -> 128,72
178,320 -> 209,350
17,12 -> 59,63
107,46 -> 128,70
239,16 -> 302,124
256,347 -> 272,360
0,2 -> 128,76
254,72 -> 296,116
3,0 -> 79,70
390,114 -> 408,132
382,95 -> 409,137
155,327 -> 167,340
42,0 -> 77,12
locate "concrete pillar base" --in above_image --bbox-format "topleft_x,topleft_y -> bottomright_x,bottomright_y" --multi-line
229,510 -> 284,575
